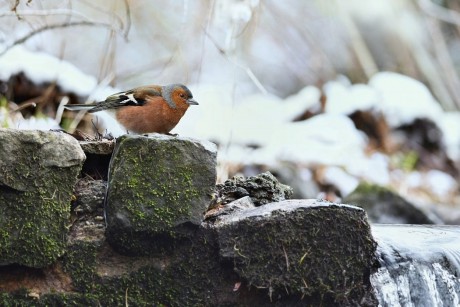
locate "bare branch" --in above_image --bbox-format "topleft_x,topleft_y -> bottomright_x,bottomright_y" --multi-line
418,0 -> 460,27
78,0 -> 128,39
0,21 -> 122,56
123,0 -> 131,39
11,0 -> 21,19
0,9 -> 95,21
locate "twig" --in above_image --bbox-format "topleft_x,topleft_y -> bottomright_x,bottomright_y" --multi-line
55,96 -> 69,123
418,0 -> 460,27
0,9 -> 98,21
9,101 -> 36,113
0,21 -> 122,56
11,0 -> 21,19
282,245 -> 290,271
424,17 -> 460,110
78,0 -> 127,39
123,0 -> 131,39
97,29 -> 117,82
335,1 -> 378,78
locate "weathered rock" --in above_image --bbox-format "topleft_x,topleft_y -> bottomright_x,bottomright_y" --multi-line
0,199 -> 377,306
215,171 -> 293,206
79,140 -> 115,155
214,199 -> 377,305
204,196 -> 255,221
0,129 -> 85,267
72,178 -> 106,214
344,183 -> 440,224
105,134 -> 217,255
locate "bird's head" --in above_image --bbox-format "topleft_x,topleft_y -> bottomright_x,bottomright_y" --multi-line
163,84 -> 198,109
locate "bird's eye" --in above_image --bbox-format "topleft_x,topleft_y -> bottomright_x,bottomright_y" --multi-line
179,93 -> 185,98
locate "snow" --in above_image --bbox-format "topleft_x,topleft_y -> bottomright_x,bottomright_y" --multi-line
173,84 -> 235,142
324,81 -> 378,115
0,46 -> 98,97
321,166 -> 359,197
14,116 -> 60,131
175,84 -> 320,146
402,171 -> 424,190
346,152 -> 390,186
368,72 -> 444,127
438,112 -> 460,161
1,46 -> 458,199
259,113 -> 368,167
0,46 -> 127,135
90,111 -> 126,137
283,85 -> 321,115
424,170 -> 457,198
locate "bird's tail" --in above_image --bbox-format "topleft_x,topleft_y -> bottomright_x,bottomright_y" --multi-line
64,104 -> 96,111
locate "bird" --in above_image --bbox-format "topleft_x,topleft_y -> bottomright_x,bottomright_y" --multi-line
65,83 -> 198,134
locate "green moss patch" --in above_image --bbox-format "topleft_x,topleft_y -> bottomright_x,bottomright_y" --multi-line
0,129 -> 85,267
105,135 -> 217,255
216,200 -> 377,305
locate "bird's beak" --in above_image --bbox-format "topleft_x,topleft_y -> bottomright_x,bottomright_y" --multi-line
187,98 -> 199,105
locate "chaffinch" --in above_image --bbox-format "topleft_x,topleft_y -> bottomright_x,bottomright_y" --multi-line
65,84 -> 198,134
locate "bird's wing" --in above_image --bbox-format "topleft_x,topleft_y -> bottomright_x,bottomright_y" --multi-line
88,86 -> 163,113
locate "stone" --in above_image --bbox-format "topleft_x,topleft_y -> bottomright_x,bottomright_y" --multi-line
105,134 -> 217,255
344,183 -> 439,224
79,140 -> 115,155
0,129 -> 85,267
72,178 -> 106,214
215,171 -> 293,206
204,196 -> 255,221
0,199 -> 378,305
214,199 -> 377,304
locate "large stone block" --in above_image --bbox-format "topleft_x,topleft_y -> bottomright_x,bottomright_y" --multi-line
105,134 -> 217,254
0,129 -> 85,267
215,199 -> 377,304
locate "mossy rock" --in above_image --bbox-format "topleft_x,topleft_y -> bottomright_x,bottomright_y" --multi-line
0,199 -> 378,306
215,199 -> 377,305
344,182 -> 437,224
0,129 -> 85,268
105,134 -> 217,255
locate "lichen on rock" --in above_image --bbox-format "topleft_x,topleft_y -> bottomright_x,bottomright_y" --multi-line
0,129 -> 85,268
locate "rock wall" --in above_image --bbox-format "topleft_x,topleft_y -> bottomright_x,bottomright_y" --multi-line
0,129 -> 377,306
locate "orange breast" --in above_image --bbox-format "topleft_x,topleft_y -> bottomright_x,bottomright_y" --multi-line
115,97 -> 189,134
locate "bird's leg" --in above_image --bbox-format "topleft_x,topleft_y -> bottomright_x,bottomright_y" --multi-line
166,132 -> 178,137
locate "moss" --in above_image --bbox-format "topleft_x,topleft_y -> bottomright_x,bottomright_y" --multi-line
106,135 -> 215,255
0,173 -> 75,267
0,130 -> 84,268
51,229 -> 228,306
110,138 -> 200,230
218,204 -> 377,305
0,205 -> 375,306
350,181 -> 394,196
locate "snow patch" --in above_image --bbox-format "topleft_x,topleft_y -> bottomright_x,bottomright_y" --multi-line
0,46 -> 97,96
369,72 -> 443,127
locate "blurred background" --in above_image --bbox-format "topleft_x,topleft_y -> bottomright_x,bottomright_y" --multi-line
1,0 -> 460,224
